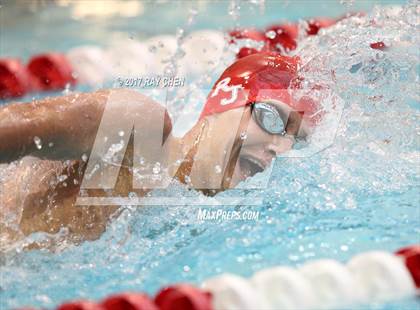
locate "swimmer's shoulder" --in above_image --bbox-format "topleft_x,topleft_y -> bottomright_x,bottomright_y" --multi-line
102,88 -> 172,139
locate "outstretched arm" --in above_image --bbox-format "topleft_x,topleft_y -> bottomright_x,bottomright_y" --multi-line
0,88 -> 172,164
0,90 -> 109,163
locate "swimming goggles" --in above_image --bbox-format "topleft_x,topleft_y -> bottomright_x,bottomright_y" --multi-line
251,102 -> 291,136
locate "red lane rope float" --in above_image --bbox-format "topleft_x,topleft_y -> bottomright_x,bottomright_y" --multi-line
305,17 -> 337,35
264,22 -> 299,52
101,293 -> 158,310
55,286 -> 213,310
51,246 -> 419,310
155,284 -> 213,310
228,28 -> 269,59
0,14 -> 363,100
27,53 -> 76,91
0,58 -> 33,99
0,53 -> 77,100
57,300 -> 100,310
229,17 -> 341,59
396,245 -> 420,288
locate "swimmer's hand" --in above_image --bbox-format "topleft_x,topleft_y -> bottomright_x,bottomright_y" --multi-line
0,89 -> 170,163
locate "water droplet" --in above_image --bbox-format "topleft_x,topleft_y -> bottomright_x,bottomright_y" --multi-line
118,130 -> 125,137
176,28 -> 184,38
139,157 -> 145,165
183,265 -> 191,272
48,142 -> 54,148
58,175 -> 68,182
153,162 -> 161,174
215,165 -> 222,174
62,83 -> 71,95
265,30 -> 276,39
33,136 -> 42,149
81,154 -> 88,162
128,192 -> 138,198
240,132 -> 248,140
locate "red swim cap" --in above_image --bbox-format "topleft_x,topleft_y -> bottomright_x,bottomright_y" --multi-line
200,52 -> 319,124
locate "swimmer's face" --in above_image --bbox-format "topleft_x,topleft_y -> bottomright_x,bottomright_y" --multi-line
195,101 -> 306,190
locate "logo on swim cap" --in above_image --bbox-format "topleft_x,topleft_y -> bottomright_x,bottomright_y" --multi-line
210,77 -> 243,106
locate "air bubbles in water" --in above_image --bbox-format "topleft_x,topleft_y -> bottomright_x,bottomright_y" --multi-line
214,165 -> 222,174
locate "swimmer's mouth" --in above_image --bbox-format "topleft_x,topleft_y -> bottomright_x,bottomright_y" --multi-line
239,155 -> 266,178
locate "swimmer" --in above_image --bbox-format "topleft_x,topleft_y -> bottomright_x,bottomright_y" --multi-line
0,53 -> 316,247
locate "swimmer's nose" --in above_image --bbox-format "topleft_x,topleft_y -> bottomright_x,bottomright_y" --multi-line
266,136 -> 294,157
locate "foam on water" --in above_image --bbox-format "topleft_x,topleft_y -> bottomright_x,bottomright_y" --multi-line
0,2 -> 419,309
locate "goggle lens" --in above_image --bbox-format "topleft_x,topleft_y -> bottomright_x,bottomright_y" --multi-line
252,102 -> 286,135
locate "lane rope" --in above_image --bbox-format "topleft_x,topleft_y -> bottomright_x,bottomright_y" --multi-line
51,246 -> 419,310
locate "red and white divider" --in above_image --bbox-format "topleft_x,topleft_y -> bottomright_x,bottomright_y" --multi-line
0,13 -> 390,101
0,16 -> 344,100
0,30 -> 228,100
228,16 -> 338,59
57,285 -> 212,310
50,246 -> 419,310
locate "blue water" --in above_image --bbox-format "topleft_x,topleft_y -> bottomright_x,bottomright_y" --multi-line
0,1 -> 419,309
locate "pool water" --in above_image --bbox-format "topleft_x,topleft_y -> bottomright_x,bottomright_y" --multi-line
0,1 -> 419,309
